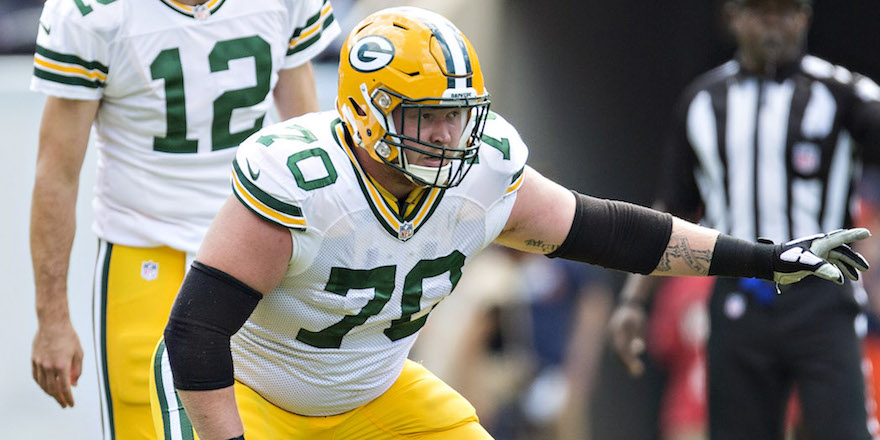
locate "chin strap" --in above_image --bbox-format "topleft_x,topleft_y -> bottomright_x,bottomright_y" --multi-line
406,162 -> 452,186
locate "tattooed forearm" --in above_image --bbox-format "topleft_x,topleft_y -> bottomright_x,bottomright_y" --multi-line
524,239 -> 559,254
655,234 -> 713,274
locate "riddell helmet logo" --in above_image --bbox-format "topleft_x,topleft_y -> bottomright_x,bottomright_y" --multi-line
350,35 -> 395,72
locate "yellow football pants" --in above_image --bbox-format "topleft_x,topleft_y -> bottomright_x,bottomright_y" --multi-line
151,352 -> 493,440
95,240 -> 188,440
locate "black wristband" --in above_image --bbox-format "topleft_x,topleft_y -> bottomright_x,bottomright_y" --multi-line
547,191 -> 673,275
227,436 -> 245,440
707,234 -> 775,280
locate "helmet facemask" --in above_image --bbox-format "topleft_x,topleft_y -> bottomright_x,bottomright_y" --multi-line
369,87 -> 490,188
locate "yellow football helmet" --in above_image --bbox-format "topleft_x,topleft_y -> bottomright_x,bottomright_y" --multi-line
336,7 -> 490,188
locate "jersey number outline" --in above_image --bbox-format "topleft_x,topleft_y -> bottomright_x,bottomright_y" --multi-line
258,125 -> 340,191
73,0 -> 117,16
295,251 -> 466,349
150,36 -> 272,153
481,134 -> 510,160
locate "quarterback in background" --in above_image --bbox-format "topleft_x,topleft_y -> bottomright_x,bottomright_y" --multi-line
151,6 -> 870,440
28,0 -> 339,439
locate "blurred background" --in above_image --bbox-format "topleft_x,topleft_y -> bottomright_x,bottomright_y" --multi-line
3,0 -> 880,438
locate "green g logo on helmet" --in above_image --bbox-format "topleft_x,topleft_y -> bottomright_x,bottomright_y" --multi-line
350,35 -> 395,73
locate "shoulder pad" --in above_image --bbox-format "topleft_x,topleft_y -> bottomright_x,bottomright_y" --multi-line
232,114 -> 343,229
477,111 -> 529,175
32,0 -> 125,99
455,111 -> 529,203
40,0 -> 125,36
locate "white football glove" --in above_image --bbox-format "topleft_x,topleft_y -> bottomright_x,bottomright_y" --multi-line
765,228 -> 871,285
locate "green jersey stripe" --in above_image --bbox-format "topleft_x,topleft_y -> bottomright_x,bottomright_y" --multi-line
329,119 -> 402,238
36,45 -> 108,73
403,188 -> 441,223
34,67 -> 104,88
232,191 -> 303,230
349,159 -> 401,238
152,339 -> 196,440
98,242 -> 115,439
411,191 -> 445,236
232,160 -> 304,218
205,0 -> 228,15
174,392 -> 195,440
329,118 -> 444,241
511,166 -> 524,184
287,15 -> 335,56
153,340 -> 174,439
290,0 -> 331,39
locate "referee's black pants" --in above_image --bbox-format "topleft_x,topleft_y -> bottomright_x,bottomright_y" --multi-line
707,277 -> 873,440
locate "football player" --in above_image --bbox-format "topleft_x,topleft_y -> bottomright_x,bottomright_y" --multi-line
150,6 -> 870,439
28,0 -> 339,439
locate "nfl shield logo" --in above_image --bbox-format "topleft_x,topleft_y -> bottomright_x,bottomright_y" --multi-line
398,221 -> 414,241
792,142 -> 821,175
141,260 -> 159,281
194,4 -> 210,20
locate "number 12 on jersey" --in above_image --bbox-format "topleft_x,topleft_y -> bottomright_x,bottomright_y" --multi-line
150,36 -> 272,153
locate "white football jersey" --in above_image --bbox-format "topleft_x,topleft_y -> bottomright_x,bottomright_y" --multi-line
30,0 -> 340,253
229,110 -> 528,415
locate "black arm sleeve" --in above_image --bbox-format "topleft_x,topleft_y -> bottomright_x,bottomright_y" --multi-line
546,191 -> 673,275
163,261 -> 262,391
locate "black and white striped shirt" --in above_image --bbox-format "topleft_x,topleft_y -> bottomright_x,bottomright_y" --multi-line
660,55 -> 880,243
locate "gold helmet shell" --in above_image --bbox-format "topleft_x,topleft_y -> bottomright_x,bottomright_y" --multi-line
336,7 -> 490,188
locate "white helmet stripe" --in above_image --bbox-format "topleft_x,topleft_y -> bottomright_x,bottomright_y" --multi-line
394,7 -> 470,90
432,22 -> 469,90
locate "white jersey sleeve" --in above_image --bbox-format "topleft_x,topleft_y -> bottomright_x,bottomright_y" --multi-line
283,0 -> 341,69
31,0 -> 120,100
231,120 -> 321,231
459,111 -> 530,248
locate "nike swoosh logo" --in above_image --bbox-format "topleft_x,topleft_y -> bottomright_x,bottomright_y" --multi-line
39,21 -> 51,35
779,247 -> 822,266
246,159 -> 261,180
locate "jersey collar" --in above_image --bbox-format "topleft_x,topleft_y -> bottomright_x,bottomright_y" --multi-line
734,54 -> 805,83
331,119 -> 445,242
157,0 -> 227,20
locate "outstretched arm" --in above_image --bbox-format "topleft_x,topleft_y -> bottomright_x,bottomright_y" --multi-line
30,96 -> 99,408
498,166 -> 870,282
495,166 -> 574,254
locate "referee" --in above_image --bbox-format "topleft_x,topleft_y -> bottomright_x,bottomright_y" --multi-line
609,0 -> 880,439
